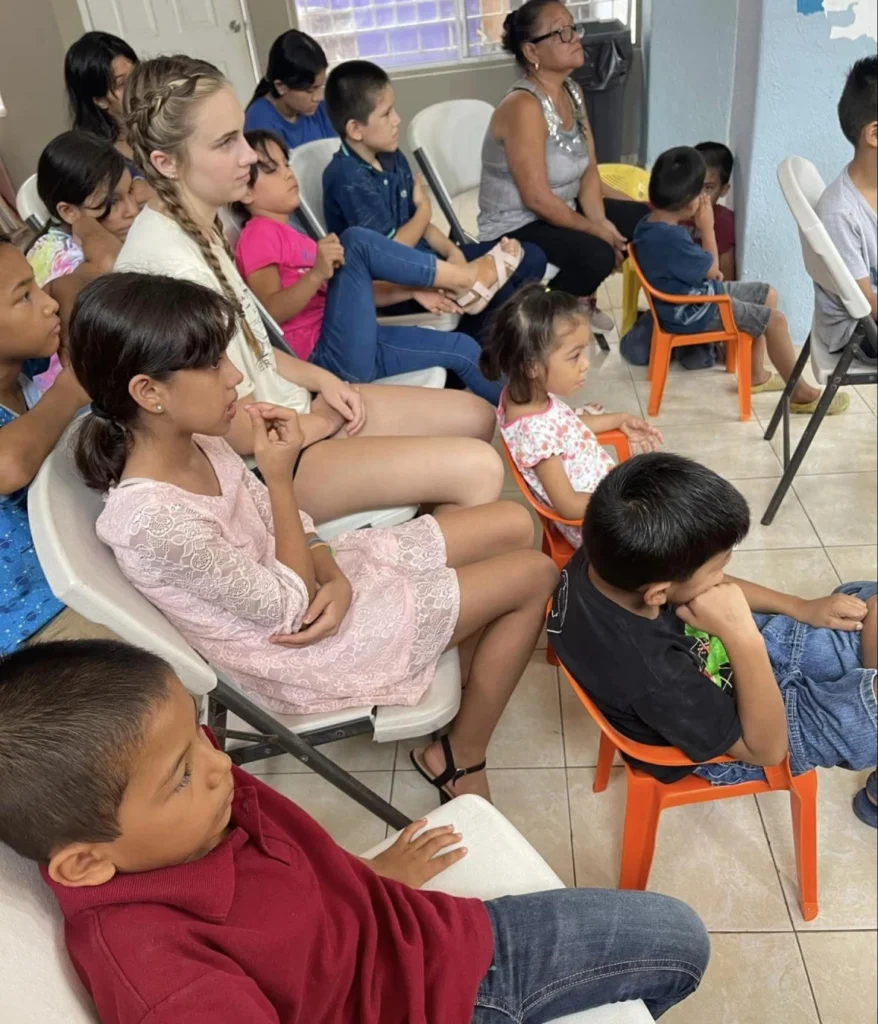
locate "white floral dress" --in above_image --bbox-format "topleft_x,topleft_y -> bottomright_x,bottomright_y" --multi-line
96,436 -> 460,715
499,392 -> 615,548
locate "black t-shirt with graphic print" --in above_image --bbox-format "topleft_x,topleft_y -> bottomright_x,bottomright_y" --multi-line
549,548 -> 743,783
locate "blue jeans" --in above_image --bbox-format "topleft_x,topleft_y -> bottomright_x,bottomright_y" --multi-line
696,581 -> 878,785
310,226 -> 501,403
473,889 -> 709,1022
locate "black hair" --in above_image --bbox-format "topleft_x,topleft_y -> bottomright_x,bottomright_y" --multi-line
0,231 -> 10,246
648,146 -> 707,212
0,639 -> 172,862
36,131 -> 126,225
838,54 -> 878,147
230,129 -> 289,223
694,141 -> 734,188
324,60 -> 391,138
65,31 -> 138,141
502,0 -> 562,68
69,273 -> 238,492
480,282 -> 585,404
582,453 -> 750,590
249,30 -> 328,106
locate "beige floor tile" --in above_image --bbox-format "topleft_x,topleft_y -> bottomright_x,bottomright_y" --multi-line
730,477 -> 822,550
794,472 -> 878,547
756,767 -> 878,930
766,413 -> 878,476
568,768 -> 792,930
635,369 -> 749,426
389,768 -> 575,885
799,931 -> 878,1024
582,340 -> 637,380
487,655 -> 565,768
856,383 -> 877,415
727,548 -> 841,598
563,376 -> 644,418
826,544 -> 878,582
261,771 -> 392,852
603,273 -> 623,308
241,730 -> 396,776
663,933 -> 819,1024
659,420 -> 783,479
560,677 -> 621,768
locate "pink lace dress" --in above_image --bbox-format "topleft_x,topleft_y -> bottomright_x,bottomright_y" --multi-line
96,436 -> 460,715
499,392 -> 615,549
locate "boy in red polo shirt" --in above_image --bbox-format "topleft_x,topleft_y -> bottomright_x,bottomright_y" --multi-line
693,142 -> 737,282
0,640 -> 708,1023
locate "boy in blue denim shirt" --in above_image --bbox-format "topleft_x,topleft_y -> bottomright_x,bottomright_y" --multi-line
0,235 -> 91,651
549,453 -> 876,826
321,60 -> 546,342
633,148 -> 847,415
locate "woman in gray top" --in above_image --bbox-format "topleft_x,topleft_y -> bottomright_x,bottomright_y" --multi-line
478,0 -> 648,321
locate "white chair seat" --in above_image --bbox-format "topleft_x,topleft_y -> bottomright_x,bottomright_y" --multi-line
808,313 -> 875,384
15,173 -> 49,229
363,796 -> 654,1024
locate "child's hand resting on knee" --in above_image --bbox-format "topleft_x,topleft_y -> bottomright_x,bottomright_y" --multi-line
798,592 -> 869,631
362,819 -> 468,888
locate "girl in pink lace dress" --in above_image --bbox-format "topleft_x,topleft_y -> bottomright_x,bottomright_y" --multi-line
482,284 -> 663,547
69,273 -> 558,801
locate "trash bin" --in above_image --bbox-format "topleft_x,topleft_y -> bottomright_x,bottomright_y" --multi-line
571,19 -> 632,164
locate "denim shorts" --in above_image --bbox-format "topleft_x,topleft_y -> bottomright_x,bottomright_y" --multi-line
695,581 -> 878,786
701,281 -> 772,340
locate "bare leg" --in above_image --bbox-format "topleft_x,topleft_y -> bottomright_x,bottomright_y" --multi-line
421,549 -> 559,800
355,382 -> 496,443
433,501 -> 535,566
294,435 -> 504,522
759,288 -> 820,403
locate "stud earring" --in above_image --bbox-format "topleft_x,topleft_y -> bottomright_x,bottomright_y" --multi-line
534,60 -> 540,71
155,404 -> 163,413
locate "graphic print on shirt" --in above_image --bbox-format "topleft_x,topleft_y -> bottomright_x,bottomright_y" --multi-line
683,625 -> 735,693
547,568 -> 569,636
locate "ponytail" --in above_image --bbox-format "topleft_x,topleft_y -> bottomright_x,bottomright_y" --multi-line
249,30 -> 327,108
73,410 -> 131,492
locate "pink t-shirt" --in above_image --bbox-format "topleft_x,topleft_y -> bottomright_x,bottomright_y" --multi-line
235,216 -> 326,360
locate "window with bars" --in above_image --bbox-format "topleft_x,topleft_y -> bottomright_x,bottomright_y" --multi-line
293,0 -> 635,72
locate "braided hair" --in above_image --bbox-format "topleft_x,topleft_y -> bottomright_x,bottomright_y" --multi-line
123,55 -> 261,357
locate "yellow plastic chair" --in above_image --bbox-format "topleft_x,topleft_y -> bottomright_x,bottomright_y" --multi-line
598,164 -> 650,336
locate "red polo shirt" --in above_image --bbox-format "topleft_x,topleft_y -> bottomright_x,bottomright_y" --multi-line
686,204 -> 736,255
44,767 -> 494,1024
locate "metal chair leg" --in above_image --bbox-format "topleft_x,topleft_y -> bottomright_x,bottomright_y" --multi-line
594,332 -> 610,352
764,335 -> 811,442
213,679 -> 412,831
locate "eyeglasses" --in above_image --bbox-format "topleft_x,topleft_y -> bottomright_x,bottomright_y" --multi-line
529,23 -> 585,45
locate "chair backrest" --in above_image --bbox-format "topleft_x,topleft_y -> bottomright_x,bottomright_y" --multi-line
217,204 -> 243,250
597,164 -> 650,202
28,425 -> 216,696
0,842 -> 98,1023
288,137 -> 341,239
777,156 -> 872,321
408,100 -> 494,244
15,174 -> 49,229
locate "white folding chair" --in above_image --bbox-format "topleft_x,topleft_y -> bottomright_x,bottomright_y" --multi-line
15,174 -> 49,230
0,796 -> 650,1024
761,157 -> 878,525
288,138 -> 462,332
28,425 -> 462,830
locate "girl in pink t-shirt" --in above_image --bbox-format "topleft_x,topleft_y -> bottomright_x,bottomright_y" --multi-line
482,284 -> 663,546
232,130 -> 521,403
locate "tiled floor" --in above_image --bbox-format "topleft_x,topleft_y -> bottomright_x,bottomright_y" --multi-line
251,280 -> 876,1024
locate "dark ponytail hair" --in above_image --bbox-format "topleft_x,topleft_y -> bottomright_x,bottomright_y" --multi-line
502,0 -> 562,68
480,282 -> 583,403
36,131 -> 126,224
65,31 -> 139,140
249,30 -> 328,106
230,129 -> 289,223
69,273 -> 238,492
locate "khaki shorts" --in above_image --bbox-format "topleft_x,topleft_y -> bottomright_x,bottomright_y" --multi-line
27,608 -> 120,646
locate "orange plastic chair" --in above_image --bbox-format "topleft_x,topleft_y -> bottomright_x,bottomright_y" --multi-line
558,663 -> 819,921
626,244 -> 753,421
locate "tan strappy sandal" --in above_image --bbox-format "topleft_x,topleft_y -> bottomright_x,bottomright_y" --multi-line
454,239 -> 524,316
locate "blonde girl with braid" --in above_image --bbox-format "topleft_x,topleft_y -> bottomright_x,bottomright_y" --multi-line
116,55 -> 509,523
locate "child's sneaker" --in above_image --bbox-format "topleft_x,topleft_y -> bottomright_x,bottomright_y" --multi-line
581,296 -> 616,332
852,770 -> 877,828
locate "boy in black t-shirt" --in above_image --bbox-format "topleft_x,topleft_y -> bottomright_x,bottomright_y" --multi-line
549,454 -> 877,822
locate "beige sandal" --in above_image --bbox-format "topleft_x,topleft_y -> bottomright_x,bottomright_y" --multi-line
454,239 -> 524,315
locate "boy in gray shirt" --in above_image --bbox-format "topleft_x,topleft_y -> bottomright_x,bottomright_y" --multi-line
816,55 -> 877,364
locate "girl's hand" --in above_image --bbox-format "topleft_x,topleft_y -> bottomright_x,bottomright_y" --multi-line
412,289 -> 464,315
619,415 -> 663,453
319,375 -> 367,436
312,233 -> 345,282
364,819 -> 467,888
270,573 -> 353,647
799,593 -> 868,632
247,403 -> 304,483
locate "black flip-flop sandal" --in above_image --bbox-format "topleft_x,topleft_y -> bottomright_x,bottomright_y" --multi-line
410,734 -> 487,805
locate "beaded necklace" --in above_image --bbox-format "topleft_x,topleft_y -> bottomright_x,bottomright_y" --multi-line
527,77 -> 588,155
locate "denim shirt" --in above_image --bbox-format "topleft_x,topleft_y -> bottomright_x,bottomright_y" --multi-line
0,370 -> 63,651
322,143 -> 434,254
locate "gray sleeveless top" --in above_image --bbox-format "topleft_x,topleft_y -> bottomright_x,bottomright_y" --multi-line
478,77 -> 590,241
